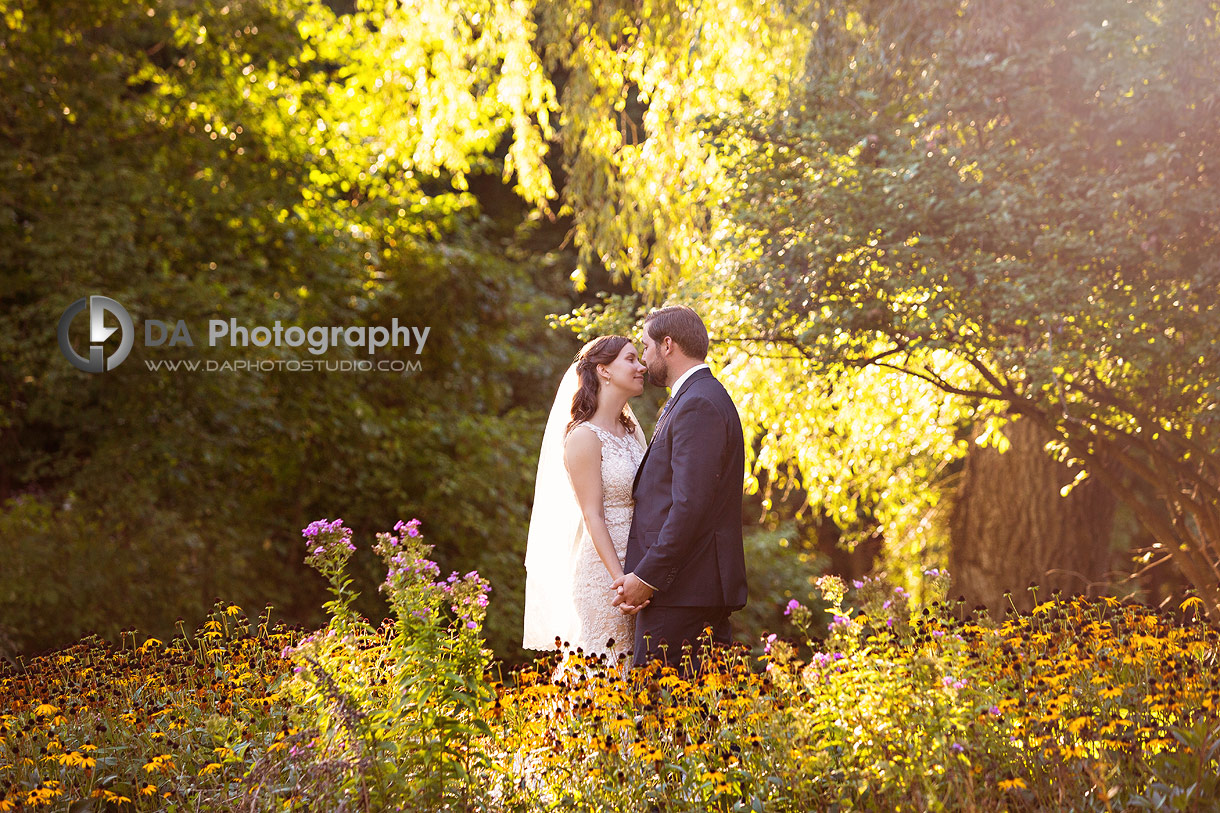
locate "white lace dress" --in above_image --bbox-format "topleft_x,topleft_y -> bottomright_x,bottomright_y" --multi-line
568,421 -> 644,664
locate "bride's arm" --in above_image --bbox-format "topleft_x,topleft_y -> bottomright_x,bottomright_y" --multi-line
564,428 -> 626,581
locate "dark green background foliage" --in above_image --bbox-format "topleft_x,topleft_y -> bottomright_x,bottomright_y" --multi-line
0,0 -> 578,656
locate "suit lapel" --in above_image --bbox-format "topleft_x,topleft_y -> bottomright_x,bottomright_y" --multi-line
632,368 -> 713,493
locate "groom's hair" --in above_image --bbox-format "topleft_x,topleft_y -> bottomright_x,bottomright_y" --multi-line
643,305 -> 709,360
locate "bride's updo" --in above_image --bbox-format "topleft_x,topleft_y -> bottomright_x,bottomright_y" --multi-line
566,336 -> 639,436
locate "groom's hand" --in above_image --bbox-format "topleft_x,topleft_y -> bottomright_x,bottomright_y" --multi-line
611,573 -> 655,616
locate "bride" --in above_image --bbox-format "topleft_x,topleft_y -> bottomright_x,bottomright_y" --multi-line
523,336 -> 648,664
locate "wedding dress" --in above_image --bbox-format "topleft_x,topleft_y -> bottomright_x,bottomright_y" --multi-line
565,421 -> 643,661
523,365 -> 644,665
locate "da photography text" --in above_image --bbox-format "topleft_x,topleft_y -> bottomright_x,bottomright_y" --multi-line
58,295 -> 430,374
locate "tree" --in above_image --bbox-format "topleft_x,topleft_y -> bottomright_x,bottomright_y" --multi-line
950,416 -> 1116,614
0,0 -> 573,654
700,0 -> 1220,613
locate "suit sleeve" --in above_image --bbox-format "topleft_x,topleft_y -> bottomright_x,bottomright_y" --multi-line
633,394 -> 726,591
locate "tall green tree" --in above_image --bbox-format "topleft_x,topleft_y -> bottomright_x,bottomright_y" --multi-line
0,0 -> 572,655
699,0 -> 1220,611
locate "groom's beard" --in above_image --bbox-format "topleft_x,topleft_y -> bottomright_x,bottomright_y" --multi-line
646,357 -> 668,388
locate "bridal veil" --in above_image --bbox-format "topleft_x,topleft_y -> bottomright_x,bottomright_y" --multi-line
522,363 -> 584,650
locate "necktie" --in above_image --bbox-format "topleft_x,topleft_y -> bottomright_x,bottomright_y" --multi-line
654,397 -> 674,437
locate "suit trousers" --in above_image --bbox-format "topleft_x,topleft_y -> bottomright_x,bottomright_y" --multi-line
632,605 -> 731,673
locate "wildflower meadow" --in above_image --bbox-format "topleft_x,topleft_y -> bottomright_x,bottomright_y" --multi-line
2,520 -> 1218,812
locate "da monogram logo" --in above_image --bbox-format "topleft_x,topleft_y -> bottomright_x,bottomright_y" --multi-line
57,296 -> 135,373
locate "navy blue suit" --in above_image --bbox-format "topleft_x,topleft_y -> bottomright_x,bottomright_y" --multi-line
626,367 -> 747,667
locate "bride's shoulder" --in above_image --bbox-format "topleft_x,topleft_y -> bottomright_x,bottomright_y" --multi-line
564,422 -> 601,449
563,423 -> 602,468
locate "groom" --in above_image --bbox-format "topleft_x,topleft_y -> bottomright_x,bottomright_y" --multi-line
611,305 -> 747,670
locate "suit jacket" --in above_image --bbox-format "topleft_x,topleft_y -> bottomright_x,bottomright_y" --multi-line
626,367 -> 748,609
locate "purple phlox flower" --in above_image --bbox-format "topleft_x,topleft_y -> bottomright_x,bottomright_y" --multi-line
464,570 -> 479,580
784,599 -> 803,616
951,742 -> 964,753
882,599 -> 892,610
886,617 -> 895,628
447,572 -> 460,584
466,621 -> 477,629
313,546 -> 326,555
932,630 -> 945,639
851,579 -> 864,590
394,518 -> 422,538
924,568 -> 942,578
475,594 -> 489,608
764,633 -> 778,654
989,705 -> 1001,716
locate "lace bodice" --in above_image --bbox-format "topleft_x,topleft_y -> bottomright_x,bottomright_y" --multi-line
577,422 -> 642,512
567,421 -> 644,663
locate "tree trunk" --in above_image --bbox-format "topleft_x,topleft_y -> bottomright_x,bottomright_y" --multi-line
949,415 -> 1116,616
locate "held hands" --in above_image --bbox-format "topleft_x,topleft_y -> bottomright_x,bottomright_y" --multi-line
611,572 -> 654,616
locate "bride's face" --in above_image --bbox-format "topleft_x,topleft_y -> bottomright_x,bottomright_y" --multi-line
599,343 -> 647,397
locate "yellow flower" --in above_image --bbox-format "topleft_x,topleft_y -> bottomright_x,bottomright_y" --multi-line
998,778 -> 1027,791
142,754 -> 175,774
199,762 -> 223,775
1179,596 -> 1205,613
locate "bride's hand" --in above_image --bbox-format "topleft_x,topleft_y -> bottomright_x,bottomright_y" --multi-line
611,573 -> 654,615
613,595 -> 650,615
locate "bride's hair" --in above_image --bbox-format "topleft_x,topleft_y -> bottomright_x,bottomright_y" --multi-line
567,335 -> 638,436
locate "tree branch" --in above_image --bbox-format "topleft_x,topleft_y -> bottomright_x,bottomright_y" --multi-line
873,362 -> 1007,402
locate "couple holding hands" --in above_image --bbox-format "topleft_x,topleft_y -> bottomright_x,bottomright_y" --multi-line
523,306 -> 747,671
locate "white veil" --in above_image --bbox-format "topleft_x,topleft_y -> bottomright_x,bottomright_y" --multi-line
522,363 -> 584,650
